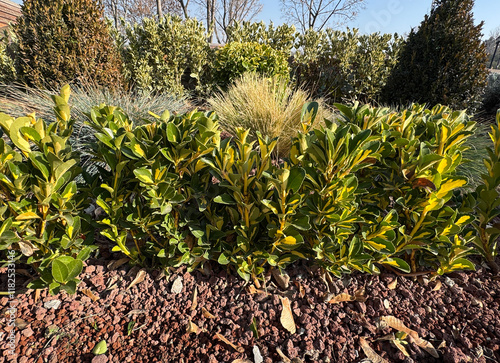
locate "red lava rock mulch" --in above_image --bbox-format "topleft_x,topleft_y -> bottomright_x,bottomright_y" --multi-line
1,252 -> 500,363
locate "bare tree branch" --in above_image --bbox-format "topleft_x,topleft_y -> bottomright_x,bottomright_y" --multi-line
103,0 -> 182,26
280,0 -> 365,32
193,0 -> 262,43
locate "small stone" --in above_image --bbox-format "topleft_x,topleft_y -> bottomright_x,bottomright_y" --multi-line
22,326 -> 34,338
85,265 -> 96,274
253,345 -> 264,363
92,355 -> 109,363
44,300 -> 62,310
271,269 -> 290,289
383,299 -> 390,309
170,276 -> 183,294
443,277 -> 455,287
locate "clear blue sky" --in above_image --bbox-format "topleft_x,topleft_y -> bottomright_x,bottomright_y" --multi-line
10,0 -> 500,39
256,0 -> 500,39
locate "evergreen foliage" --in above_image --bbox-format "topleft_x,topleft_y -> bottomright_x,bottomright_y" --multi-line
14,0 -> 123,88
382,0 -> 488,111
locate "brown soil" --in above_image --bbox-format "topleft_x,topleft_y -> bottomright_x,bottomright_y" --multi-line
1,246 -> 500,363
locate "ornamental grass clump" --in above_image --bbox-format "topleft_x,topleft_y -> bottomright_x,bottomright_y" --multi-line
208,73 -> 329,157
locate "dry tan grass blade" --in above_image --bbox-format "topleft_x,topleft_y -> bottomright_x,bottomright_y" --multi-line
432,280 -> 442,291
215,333 -> 245,353
276,347 -> 291,363
329,287 -> 366,304
81,288 -> 100,302
202,307 -> 216,319
191,286 -> 198,311
107,257 -> 130,271
186,318 -> 200,334
359,337 -> 389,363
127,269 -> 147,290
280,296 -> 296,334
380,316 -> 439,358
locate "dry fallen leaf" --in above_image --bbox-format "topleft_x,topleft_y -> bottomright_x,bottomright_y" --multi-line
231,360 -> 252,363
202,307 -> 216,319
191,286 -> 198,311
280,296 -> 296,334
276,347 -> 291,363
432,280 -> 442,291
271,268 -> 290,290
328,293 -> 356,304
215,333 -> 245,353
127,269 -> 147,290
186,318 -> 200,334
247,285 -> 268,295
359,337 -> 389,363
388,278 -> 398,290
107,257 -> 130,271
328,288 -> 366,304
170,276 -> 183,294
438,340 -> 446,349
81,288 -> 100,302
380,316 -> 439,358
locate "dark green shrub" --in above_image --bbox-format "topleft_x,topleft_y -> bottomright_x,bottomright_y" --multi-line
14,0 -> 123,89
225,21 -> 297,54
293,28 -> 402,103
122,15 -> 211,96
212,42 -> 290,89
470,111 -> 500,273
482,73 -> 500,114
382,0 -> 488,112
0,28 -> 17,85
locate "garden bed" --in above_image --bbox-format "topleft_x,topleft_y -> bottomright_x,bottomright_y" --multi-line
1,239 -> 499,363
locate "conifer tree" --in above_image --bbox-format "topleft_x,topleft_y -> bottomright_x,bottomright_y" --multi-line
14,0 -> 123,88
383,0 -> 488,111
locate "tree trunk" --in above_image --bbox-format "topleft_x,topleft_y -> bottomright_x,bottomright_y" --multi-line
157,0 -> 163,19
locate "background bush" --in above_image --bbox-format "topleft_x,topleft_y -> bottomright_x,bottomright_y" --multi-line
122,15 -> 211,96
382,0 -> 488,112
482,73 -> 500,114
212,42 -> 290,89
292,28 -> 402,103
0,28 -> 17,85
225,21 -> 297,54
13,0 -> 123,89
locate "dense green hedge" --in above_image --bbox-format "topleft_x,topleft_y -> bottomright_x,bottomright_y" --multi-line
212,42 -> 290,89
121,15 -> 211,96
1,87 -> 499,295
293,28 -> 402,102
